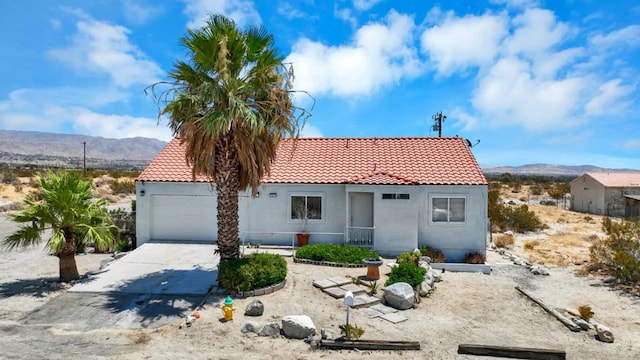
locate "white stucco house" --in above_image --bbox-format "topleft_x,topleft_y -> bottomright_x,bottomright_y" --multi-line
570,172 -> 640,217
136,137 -> 488,261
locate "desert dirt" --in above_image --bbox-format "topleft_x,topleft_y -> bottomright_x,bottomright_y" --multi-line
1,185 -> 640,359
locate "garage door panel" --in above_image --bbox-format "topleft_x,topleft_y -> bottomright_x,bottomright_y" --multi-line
151,195 -> 217,242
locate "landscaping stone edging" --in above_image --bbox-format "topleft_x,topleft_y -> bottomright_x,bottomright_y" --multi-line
230,280 -> 287,298
293,257 -> 368,268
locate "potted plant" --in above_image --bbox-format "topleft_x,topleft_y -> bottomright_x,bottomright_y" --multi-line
293,201 -> 310,246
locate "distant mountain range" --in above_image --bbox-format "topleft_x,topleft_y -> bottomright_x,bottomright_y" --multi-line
0,130 -> 637,175
0,130 -> 167,170
482,164 -> 639,176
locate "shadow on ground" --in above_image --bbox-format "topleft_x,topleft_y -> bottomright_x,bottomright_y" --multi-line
22,267 -> 219,330
0,277 -> 59,298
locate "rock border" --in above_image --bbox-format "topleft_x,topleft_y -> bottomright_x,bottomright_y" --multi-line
293,256 -> 368,268
230,280 -> 287,298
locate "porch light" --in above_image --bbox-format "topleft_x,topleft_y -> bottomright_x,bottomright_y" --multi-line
269,192 -> 277,198
139,190 -> 145,196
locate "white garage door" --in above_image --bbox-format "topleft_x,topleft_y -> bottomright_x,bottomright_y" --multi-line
150,195 -> 217,242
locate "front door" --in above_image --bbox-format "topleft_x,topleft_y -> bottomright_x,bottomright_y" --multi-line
349,192 -> 374,246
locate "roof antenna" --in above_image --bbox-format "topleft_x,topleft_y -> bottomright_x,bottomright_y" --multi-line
432,112 -> 446,137
465,139 -> 481,148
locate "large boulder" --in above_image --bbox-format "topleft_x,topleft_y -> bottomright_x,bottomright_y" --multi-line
244,299 -> 264,316
383,282 -> 416,310
281,315 -> 316,339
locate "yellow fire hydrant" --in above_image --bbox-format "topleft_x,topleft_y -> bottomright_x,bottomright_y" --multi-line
221,296 -> 235,321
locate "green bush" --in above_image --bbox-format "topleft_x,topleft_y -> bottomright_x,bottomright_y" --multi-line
489,190 -> 547,233
589,217 -> 640,284
111,179 -> 135,194
385,262 -> 426,287
295,244 -> 379,264
396,251 -> 420,265
217,253 -> 287,292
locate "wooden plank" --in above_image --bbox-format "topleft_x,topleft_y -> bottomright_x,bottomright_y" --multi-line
320,339 -> 420,351
458,344 -> 566,360
515,286 -> 581,332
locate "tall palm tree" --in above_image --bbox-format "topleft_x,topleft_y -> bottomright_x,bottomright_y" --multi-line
2,171 -> 116,282
152,15 -> 309,261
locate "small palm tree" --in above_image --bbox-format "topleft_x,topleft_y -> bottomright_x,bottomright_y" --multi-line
150,14 -> 310,260
2,171 -> 116,282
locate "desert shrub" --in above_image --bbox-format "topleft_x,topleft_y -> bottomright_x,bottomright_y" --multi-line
494,234 -> 515,248
578,305 -> 594,321
339,324 -> 365,340
584,216 -> 593,222
13,183 -> 23,193
295,244 -> 379,264
524,240 -> 540,250
502,205 -> 547,233
1,170 -> 17,184
111,179 -> 135,194
463,252 -> 486,264
396,250 -> 420,265
530,185 -> 543,196
385,262 -> 426,287
217,253 -> 287,292
540,200 -> 556,206
419,246 -> 446,263
588,218 -> 640,284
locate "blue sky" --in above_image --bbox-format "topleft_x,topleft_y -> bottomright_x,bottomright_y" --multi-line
0,0 -> 639,168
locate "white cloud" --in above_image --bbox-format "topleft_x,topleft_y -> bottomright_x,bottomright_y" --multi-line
420,11 -> 508,75
286,11 -> 422,97
0,88 -> 171,141
489,0 -> 540,9
503,8 -> 570,58
472,57 -> 585,131
68,108 -> 172,141
353,0 -> 382,11
48,18 -> 162,88
585,79 -> 635,116
589,25 -> 640,49
277,2 -> 311,20
618,139 -> 640,150
183,0 -> 261,29
299,123 -> 324,138
122,0 -> 164,25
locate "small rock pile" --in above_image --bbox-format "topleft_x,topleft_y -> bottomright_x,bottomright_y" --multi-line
491,246 -> 550,276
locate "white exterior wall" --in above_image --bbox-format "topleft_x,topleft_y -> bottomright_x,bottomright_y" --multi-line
418,185 -> 488,262
136,181 -> 488,261
570,175 -> 605,214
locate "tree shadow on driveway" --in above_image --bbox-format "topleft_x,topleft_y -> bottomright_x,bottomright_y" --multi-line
0,277 -> 59,298
21,267 -> 219,330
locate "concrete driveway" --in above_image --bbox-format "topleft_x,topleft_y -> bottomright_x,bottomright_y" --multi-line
71,242 -> 220,295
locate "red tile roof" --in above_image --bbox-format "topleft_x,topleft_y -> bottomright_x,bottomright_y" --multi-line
138,137 -> 488,185
584,172 -> 640,187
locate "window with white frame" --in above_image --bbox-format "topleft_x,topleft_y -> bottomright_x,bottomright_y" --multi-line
431,196 -> 465,223
290,195 -> 323,221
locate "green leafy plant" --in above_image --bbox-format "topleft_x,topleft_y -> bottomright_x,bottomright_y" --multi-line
396,251 -> 420,265
589,218 -> 640,284
295,244 -> 379,264
369,281 -> 378,295
339,324 -> 365,340
577,305 -> 594,321
385,262 -> 426,287
217,253 -> 287,292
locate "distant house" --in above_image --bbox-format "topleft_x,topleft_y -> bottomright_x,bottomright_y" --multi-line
570,172 -> 640,217
135,137 -> 488,260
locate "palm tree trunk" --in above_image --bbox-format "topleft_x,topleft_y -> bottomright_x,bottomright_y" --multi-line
59,229 -> 80,282
215,134 -> 240,260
